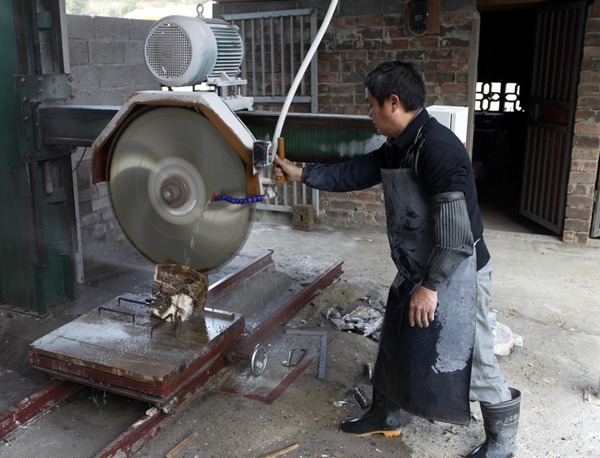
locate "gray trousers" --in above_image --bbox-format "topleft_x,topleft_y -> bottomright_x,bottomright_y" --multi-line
469,259 -> 512,404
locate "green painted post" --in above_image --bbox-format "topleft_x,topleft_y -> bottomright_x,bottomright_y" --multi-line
0,0 -> 74,312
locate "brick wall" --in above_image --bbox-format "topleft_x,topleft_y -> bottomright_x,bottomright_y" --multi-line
311,6 -> 479,228
565,3 -> 600,245
67,15 -> 159,254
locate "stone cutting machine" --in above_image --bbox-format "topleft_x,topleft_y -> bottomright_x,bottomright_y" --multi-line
92,9 -> 280,273
27,9 -> 333,409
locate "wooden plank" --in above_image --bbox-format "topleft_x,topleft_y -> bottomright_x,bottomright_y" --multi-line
165,431 -> 199,458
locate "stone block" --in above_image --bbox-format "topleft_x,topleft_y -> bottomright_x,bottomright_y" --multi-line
124,41 -> 145,65
129,18 -> 155,41
89,40 -> 125,65
99,65 -> 133,89
74,87 -> 129,105
95,16 -> 130,41
68,39 -> 89,66
293,204 -> 315,231
69,65 -> 99,90
132,63 -> 159,87
67,15 -> 95,40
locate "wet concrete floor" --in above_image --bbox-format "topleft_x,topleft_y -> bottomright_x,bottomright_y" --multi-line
1,210 -> 600,457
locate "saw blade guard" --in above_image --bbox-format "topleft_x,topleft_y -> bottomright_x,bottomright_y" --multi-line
107,105 -> 253,272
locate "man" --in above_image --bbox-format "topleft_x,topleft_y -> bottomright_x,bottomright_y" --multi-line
274,61 -> 521,457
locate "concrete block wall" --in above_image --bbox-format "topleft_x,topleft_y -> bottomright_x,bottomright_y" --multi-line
67,15 -> 158,104
565,3 -> 600,245
67,15 -> 159,254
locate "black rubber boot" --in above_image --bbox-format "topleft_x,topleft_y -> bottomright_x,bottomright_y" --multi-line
340,389 -> 402,437
465,388 -> 521,458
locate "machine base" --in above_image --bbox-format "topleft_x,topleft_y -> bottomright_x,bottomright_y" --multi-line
28,294 -> 244,407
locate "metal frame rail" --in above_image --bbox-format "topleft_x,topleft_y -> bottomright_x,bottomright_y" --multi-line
0,253 -> 343,457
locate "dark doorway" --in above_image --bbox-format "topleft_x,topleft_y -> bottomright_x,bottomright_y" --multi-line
473,8 -> 544,233
475,2 -> 589,236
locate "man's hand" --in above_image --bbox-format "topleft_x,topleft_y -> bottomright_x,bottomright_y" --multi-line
274,155 -> 303,182
409,286 -> 438,328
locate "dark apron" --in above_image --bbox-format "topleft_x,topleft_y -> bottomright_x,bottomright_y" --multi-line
372,168 -> 477,425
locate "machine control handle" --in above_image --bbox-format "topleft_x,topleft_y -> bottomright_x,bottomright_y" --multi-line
274,137 -> 286,184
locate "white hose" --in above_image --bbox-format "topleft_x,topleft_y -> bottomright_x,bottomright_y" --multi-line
271,0 -> 339,157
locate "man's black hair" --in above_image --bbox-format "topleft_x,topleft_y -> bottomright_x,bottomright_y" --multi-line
364,61 -> 426,111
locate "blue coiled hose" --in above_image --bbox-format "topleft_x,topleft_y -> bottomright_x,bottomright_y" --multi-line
211,192 -> 266,205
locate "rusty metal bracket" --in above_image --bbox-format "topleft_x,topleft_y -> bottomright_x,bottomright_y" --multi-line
285,348 -> 306,367
98,306 -> 136,324
285,329 -> 328,380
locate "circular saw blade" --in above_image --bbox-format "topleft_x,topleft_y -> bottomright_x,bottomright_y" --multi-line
108,106 -> 253,272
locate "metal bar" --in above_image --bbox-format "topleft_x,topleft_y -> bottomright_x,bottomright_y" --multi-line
318,332 -> 327,379
240,20 -> 247,97
117,296 -> 149,307
280,18 -> 285,96
289,16 -> 294,86
285,329 -> 328,379
310,10 -> 318,113
251,95 -> 312,103
270,17 -> 275,98
237,261 -> 343,355
93,356 -> 229,458
0,380 -> 82,440
93,406 -> 164,458
260,17 -> 266,96
221,8 -> 314,21
251,18 -> 256,96
98,306 -> 136,324
293,178 -> 298,205
37,105 -> 119,147
299,15 -> 305,97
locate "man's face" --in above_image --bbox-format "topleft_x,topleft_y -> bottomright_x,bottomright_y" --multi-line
365,89 -> 398,138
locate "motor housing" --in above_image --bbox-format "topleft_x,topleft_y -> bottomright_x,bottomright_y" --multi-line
144,15 -> 243,87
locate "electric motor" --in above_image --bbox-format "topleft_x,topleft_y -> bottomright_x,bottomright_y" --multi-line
144,15 -> 243,87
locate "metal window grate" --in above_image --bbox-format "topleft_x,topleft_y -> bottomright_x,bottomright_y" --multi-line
221,9 -> 318,113
222,9 -> 320,214
475,81 -> 523,112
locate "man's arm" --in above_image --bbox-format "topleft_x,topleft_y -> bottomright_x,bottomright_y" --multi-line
409,191 -> 474,327
274,151 -> 382,192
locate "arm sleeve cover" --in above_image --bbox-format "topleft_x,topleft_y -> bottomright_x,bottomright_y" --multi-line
421,191 -> 474,291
